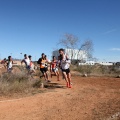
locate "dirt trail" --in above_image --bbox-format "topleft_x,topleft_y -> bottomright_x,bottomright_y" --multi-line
0,75 -> 120,120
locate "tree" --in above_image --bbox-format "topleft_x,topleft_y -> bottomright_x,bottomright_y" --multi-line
58,33 -> 79,61
58,33 -> 94,63
77,39 -> 94,61
58,33 -> 78,48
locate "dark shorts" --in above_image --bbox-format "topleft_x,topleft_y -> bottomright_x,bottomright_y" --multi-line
26,66 -> 30,70
40,68 -> 47,74
45,67 -> 48,71
62,68 -> 70,74
7,68 -> 13,72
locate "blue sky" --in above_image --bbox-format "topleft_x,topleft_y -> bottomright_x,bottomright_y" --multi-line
0,0 -> 120,62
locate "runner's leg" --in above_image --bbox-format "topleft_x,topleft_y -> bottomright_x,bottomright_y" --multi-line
62,72 -> 69,87
67,72 -> 72,88
56,70 -> 60,81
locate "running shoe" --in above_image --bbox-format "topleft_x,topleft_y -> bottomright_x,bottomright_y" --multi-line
66,82 -> 69,87
69,85 -> 72,88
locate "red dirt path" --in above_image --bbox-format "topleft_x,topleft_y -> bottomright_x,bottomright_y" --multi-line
0,75 -> 120,120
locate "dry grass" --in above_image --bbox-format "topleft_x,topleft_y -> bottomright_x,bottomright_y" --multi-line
0,64 -> 120,97
0,67 -> 42,97
72,64 -> 120,77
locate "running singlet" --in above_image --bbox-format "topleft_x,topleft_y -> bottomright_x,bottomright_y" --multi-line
40,59 -> 46,68
24,58 -> 30,66
61,54 -> 71,70
51,60 -> 57,69
7,61 -> 13,69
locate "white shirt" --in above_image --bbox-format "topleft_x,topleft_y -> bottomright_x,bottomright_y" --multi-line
60,53 -> 71,69
8,61 -> 12,69
24,58 -> 30,66
61,59 -> 71,69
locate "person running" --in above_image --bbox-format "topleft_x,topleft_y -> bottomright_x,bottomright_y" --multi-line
44,55 -> 49,72
1,58 -> 7,69
37,53 -> 50,82
6,56 -> 16,73
50,56 -> 60,81
59,48 -> 72,88
21,54 -> 30,71
28,55 -> 35,74
58,55 -> 65,80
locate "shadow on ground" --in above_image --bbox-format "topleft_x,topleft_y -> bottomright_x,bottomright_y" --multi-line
44,82 -> 65,89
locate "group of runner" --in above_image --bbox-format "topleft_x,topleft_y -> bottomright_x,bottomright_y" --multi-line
0,48 -> 72,88
37,48 -> 72,88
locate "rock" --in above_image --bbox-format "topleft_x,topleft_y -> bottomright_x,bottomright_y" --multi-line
83,73 -> 87,77
116,75 -> 120,78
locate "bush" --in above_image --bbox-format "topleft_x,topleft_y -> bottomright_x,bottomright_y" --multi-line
0,71 -> 42,96
75,65 -> 95,75
74,64 -> 120,76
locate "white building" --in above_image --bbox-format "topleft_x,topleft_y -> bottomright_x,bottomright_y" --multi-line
96,62 -> 113,66
79,61 -> 95,65
52,48 -> 88,60
79,61 -> 113,66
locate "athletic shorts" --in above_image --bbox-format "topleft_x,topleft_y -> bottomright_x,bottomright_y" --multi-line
7,68 -> 13,72
62,68 -> 70,74
45,67 -> 48,71
26,66 -> 30,70
40,68 -> 47,74
52,68 -> 58,72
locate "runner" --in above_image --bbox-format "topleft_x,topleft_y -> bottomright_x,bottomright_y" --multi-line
21,54 -> 30,71
44,55 -> 49,72
58,55 -> 65,80
6,56 -> 16,73
37,53 -> 50,82
0,58 -> 7,69
28,55 -> 35,74
59,48 -> 72,88
50,56 -> 60,81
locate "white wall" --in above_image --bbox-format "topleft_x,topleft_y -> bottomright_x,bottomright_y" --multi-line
79,61 -> 114,66
97,62 -> 113,66
79,61 -> 95,65
52,49 -> 87,60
